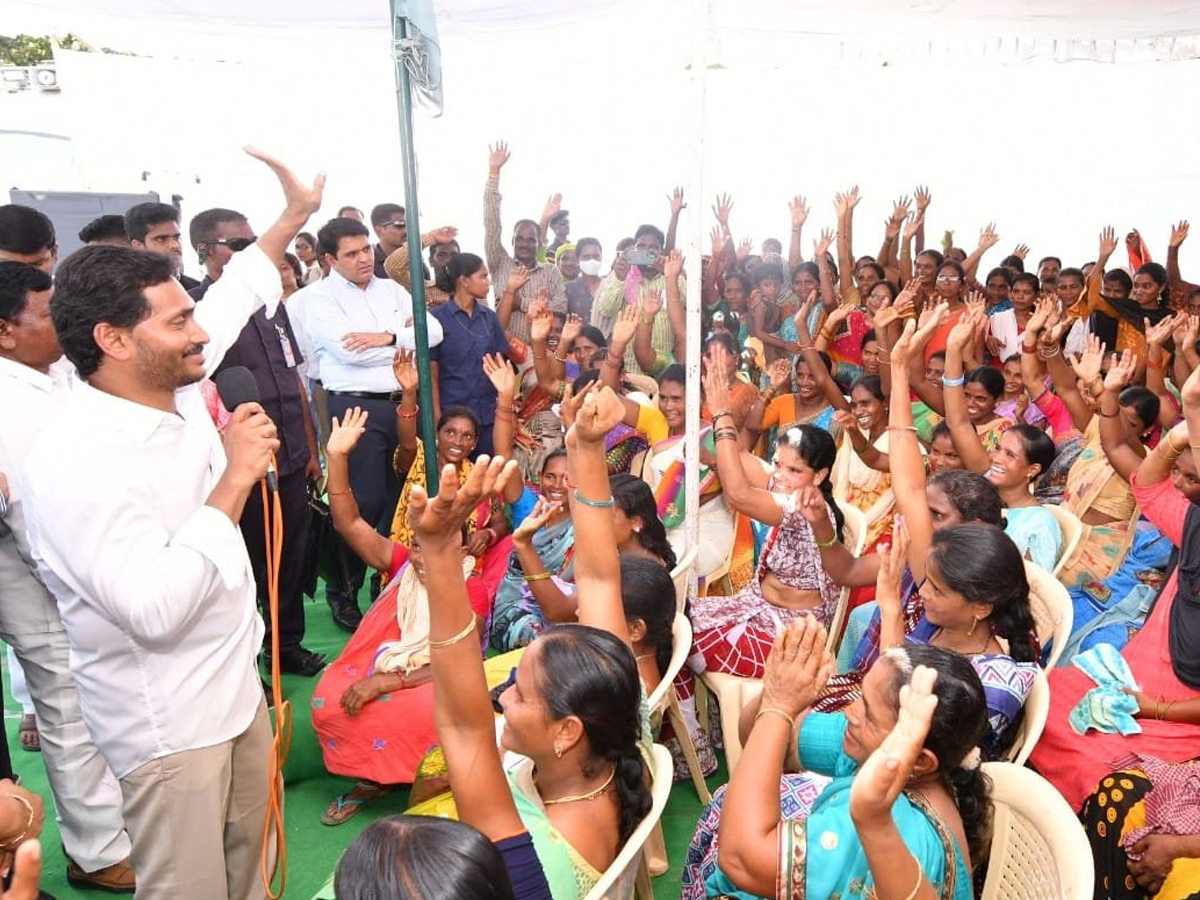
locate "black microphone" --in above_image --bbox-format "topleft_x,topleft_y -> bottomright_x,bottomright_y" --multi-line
214,366 -> 278,493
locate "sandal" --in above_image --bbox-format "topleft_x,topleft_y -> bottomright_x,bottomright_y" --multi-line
18,714 -> 39,753
320,781 -> 392,826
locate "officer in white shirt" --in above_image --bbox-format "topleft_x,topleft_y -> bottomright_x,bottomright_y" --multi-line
21,148 -> 323,900
291,216 -> 444,631
0,262 -> 136,892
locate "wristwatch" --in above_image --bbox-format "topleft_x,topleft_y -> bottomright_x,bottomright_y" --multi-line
385,331 -> 397,346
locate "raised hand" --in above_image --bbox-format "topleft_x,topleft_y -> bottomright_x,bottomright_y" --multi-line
429,225 -> 458,245
667,186 -> 687,216
1025,296 -> 1056,336
1183,314 -> 1200,350
570,385 -> 626,444
712,193 -> 734,228
1012,243 -> 1030,260
611,304 -> 640,347
710,225 -> 728,257
641,288 -> 664,319
1170,220 -> 1191,250
1103,349 -> 1137,393
411,455 -> 518,548
736,237 -> 753,262
916,300 -> 950,334
914,185 -> 932,212
528,308 -> 553,344
832,408 -> 858,433
789,195 -> 810,228
768,359 -> 791,391
875,518 -> 910,616
1069,334 -> 1107,387
327,407 -> 369,458
482,353 -> 517,401
796,484 -> 834,529
1098,226 -> 1117,260
542,193 -> 563,222
243,146 -> 325,220
1126,229 -> 1144,254
903,210 -> 925,242
560,313 -> 584,350
891,195 -> 912,226
825,305 -> 852,329
392,347 -> 420,392
849,665 -> 940,827
488,140 -> 511,172
814,227 -> 835,260
760,617 -> 834,719
977,222 -> 1000,251
662,249 -> 684,280
1145,313 -> 1179,348
702,362 -> 731,417
513,496 -> 562,546
506,264 -> 531,295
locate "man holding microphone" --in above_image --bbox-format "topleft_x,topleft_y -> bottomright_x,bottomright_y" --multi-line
20,148 -> 323,900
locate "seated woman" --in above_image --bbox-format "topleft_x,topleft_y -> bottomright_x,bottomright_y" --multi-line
682,623 -> 987,900
415,385 -> 655,899
312,407 -> 494,823
941,304 -> 1014,457
831,374 -> 894,553
387,349 -> 510,591
687,363 -> 841,682
997,353 -> 1047,428
609,474 -> 678,571
1030,413 -> 1200,814
986,425 -> 1061,571
744,354 -> 843,462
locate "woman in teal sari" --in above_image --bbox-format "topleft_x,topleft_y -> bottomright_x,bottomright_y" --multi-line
488,450 -> 575,652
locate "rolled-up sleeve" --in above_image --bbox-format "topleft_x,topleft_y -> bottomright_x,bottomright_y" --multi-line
197,245 -> 284,377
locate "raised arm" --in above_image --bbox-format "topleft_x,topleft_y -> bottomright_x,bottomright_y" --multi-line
565,385 -> 631,644
961,223 -> 1000,282
718,618 -> 833,897
787,195 -> 809,270
665,187 -> 686,252
392,349 -> 421,476
495,265 -> 530,332
510,499 -> 578,623
912,186 -> 931,256
878,196 -> 910,283
704,228 -> 726,308
834,187 -> 860,298
483,141 -> 511,273
1097,349 -> 1145,482
325,408 -> 396,573
537,193 -> 561,250
712,193 -> 738,273
604,305 -> 639,393
941,304 -> 992,474
793,292 -> 850,411
1167,220 -> 1199,306
899,210 -> 923,289
663,251 -> 688,364
1145,313 -> 1182,427
814,228 -> 839,310
481,353 -> 525,505
415,456 -> 529,843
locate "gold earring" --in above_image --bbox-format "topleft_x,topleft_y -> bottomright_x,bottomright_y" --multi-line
967,616 -> 980,636
554,743 -> 563,759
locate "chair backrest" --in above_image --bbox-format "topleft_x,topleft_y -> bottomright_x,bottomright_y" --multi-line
647,614 -> 692,716
979,762 -> 1094,900
826,501 -> 868,653
582,743 -> 674,900
1042,504 -> 1083,578
624,372 -> 659,405
1024,560 -> 1073,669
1001,665 -> 1050,766
629,448 -> 650,485
670,546 -> 699,614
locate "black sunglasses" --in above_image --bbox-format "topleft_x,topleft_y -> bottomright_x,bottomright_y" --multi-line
490,667 -> 517,713
208,237 -> 257,252
380,220 -> 406,229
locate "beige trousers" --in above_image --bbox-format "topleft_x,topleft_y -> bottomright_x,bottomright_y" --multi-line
118,701 -> 275,900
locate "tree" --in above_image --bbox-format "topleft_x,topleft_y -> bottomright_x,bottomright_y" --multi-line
0,34 -> 53,67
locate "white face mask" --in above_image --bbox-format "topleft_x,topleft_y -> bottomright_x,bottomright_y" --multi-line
579,258 -> 603,277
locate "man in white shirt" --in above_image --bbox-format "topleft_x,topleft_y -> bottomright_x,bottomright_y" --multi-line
0,262 -> 136,892
290,216 -> 444,631
20,148 -> 323,900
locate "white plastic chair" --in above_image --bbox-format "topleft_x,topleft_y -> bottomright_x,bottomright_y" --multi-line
1042,504 -> 1083,578
979,762 -> 1094,900
1025,560 -> 1073,669
826,500 -> 868,655
670,546 -> 699,614
582,743 -> 673,900
1001,665 -> 1050,766
642,615 -> 711,876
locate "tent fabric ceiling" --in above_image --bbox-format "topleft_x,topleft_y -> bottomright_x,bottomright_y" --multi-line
6,0 -> 1200,59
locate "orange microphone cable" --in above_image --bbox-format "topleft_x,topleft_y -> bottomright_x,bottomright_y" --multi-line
259,465 -> 291,898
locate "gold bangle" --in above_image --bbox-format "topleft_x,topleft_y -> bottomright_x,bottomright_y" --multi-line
1166,431 -> 1188,455
755,706 -> 796,730
897,851 -> 924,900
326,488 -> 353,497
428,618 -> 477,649
0,793 -> 35,850
523,571 -> 553,583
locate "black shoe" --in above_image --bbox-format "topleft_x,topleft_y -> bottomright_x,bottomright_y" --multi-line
329,599 -> 363,633
263,646 -> 327,677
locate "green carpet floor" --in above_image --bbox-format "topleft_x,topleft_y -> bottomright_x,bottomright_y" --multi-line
3,585 -> 725,899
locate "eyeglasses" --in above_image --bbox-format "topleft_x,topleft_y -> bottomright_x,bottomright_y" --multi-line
207,237 -> 257,252
380,220 -> 406,229
936,275 -> 961,283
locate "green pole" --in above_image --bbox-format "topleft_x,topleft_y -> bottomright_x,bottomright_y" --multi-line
391,7 -> 439,493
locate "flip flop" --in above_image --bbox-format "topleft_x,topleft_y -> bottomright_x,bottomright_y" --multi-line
320,782 -> 392,826
18,714 -> 39,753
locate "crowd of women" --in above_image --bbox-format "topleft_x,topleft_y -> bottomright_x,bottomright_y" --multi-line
309,168 -> 1200,900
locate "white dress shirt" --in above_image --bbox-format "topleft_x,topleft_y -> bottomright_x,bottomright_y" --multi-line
286,289 -> 318,383
20,245 -> 280,779
297,270 -> 444,393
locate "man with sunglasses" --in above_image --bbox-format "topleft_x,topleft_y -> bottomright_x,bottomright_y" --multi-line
370,203 -> 406,280
186,208 -> 259,301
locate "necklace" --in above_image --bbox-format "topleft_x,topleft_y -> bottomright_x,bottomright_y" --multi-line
538,766 -> 617,806
932,627 -> 991,656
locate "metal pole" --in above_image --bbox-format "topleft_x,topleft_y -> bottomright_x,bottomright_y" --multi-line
392,9 -> 439,493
